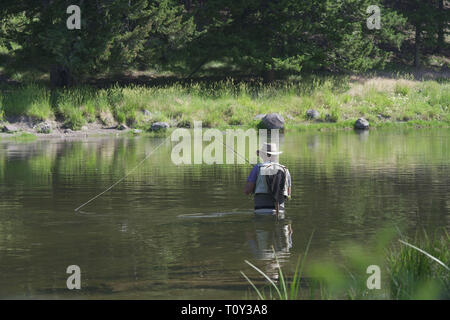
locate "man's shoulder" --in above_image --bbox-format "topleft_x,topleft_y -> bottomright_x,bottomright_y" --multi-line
276,163 -> 289,170
279,164 -> 291,177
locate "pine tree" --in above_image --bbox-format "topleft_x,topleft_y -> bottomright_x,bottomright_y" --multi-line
179,0 -> 407,78
383,0 -> 447,67
324,0 -> 406,72
0,0 -> 195,86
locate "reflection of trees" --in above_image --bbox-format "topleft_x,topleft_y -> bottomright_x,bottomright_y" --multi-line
246,218 -> 293,280
282,129 -> 450,234
283,129 -> 449,171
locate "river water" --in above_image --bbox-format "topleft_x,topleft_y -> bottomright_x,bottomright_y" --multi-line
0,128 -> 448,299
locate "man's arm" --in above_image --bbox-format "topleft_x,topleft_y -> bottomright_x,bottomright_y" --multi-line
245,165 -> 259,195
244,181 -> 255,195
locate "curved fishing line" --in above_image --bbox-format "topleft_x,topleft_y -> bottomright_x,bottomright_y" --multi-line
74,136 -> 171,212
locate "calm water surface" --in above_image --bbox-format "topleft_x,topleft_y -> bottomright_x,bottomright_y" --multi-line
0,129 -> 448,299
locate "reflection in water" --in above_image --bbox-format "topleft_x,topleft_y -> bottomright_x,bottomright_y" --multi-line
306,135 -> 320,150
246,217 -> 293,280
355,129 -> 369,141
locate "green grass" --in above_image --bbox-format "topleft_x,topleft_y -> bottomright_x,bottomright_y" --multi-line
0,76 -> 448,130
242,230 -> 449,300
387,232 -> 449,300
394,82 -> 410,96
1,84 -> 53,120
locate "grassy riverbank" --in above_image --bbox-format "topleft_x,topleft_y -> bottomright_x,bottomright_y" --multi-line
0,75 -> 449,133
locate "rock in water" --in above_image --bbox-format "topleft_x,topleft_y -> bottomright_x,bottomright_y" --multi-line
354,118 -> 369,130
1,123 -> 18,133
306,109 -> 320,120
151,122 -> 170,131
260,113 -> 285,130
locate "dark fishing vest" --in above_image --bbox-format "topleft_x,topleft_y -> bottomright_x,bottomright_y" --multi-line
254,162 -> 287,210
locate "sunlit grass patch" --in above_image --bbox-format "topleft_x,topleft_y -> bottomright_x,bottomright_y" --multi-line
1,84 -> 53,119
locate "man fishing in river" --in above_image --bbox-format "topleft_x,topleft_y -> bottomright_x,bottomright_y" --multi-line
244,143 -> 291,217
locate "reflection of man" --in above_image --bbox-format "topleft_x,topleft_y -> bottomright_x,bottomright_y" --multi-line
244,143 -> 291,216
246,220 -> 293,279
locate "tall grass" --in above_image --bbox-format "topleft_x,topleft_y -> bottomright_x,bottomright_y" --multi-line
242,230 -> 449,300
0,76 -> 448,130
387,232 -> 449,300
1,84 -> 53,120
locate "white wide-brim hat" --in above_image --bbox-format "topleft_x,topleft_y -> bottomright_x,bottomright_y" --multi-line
258,143 -> 283,155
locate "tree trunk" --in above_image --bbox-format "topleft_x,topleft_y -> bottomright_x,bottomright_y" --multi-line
184,0 -> 192,11
437,0 -> 444,53
414,23 -> 421,68
50,65 -> 73,88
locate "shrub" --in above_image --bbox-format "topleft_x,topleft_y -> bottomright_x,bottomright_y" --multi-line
394,83 -> 410,96
116,111 -> 126,125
